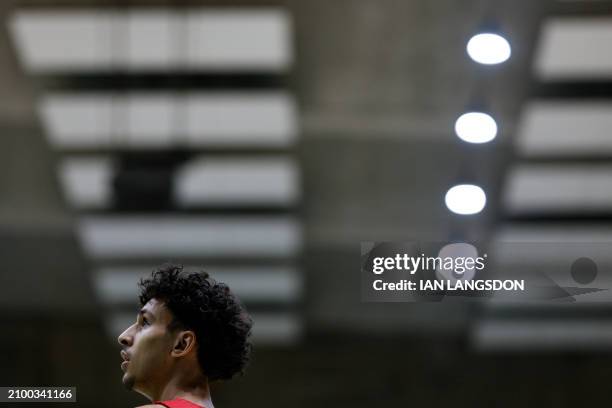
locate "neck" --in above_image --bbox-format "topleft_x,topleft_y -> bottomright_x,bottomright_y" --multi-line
148,373 -> 214,408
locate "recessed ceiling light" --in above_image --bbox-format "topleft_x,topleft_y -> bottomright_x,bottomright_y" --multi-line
445,184 -> 487,215
454,112 -> 498,143
467,33 -> 511,65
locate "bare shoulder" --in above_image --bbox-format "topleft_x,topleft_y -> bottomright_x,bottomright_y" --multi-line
135,404 -> 165,408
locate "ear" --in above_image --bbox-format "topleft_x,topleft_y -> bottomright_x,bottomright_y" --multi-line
171,330 -> 197,357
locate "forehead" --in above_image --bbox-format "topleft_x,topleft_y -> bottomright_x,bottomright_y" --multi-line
142,298 -> 173,322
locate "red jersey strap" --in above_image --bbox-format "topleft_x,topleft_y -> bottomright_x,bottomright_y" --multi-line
154,398 -> 205,408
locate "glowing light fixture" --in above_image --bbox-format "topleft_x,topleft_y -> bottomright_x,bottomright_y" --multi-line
454,112 -> 497,143
436,243 -> 479,281
445,184 -> 486,215
467,33 -> 511,65
10,9 -> 292,72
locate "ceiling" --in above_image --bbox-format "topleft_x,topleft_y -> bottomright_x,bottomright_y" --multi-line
1,0 -> 612,339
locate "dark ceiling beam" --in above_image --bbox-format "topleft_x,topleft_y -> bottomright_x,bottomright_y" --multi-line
56,147 -> 295,157
503,214 -> 612,223
549,1 -> 612,16
37,72 -> 289,92
79,206 -> 297,215
520,156 -> 612,164
531,80 -> 612,99
93,256 -> 298,267
11,0 -> 287,9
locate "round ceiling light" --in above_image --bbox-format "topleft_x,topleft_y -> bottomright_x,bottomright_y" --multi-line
466,33 -> 511,65
454,112 -> 497,143
445,184 -> 486,215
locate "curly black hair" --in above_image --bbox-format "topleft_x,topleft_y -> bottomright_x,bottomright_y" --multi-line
138,264 -> 253,381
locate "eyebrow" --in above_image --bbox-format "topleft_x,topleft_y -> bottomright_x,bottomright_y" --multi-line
139,309 -> 155,320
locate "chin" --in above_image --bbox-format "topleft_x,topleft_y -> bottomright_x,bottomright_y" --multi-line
122,373 -> 136,390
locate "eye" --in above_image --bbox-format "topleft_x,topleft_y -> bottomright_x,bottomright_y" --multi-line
136,315 -> 149,328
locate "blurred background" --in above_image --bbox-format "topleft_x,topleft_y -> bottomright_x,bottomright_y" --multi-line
2,0 -> 612,406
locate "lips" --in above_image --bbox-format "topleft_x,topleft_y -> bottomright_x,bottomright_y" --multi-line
120,350 -> 130,371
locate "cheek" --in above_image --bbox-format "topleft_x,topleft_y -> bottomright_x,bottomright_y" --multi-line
133,329 -> 172,369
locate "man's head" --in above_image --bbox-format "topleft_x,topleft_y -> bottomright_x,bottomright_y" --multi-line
117,264 -> 253,397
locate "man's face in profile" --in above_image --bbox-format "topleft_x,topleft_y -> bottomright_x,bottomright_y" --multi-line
117,299 -> 176,393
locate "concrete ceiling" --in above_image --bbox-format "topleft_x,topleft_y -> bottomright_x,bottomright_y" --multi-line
296,0 -> 547,246
0,0 -> 579,322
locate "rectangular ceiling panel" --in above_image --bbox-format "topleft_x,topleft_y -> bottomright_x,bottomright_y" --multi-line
94,265 -> 301,305
58,157 -> 115,208
11,9 -> 292,72
174,157 -> 300,207
40,92 -> 296,149
108,311 -> 300,344
535,17 -> 612,79
78,216 -> 301,258
517,102 -> 612,157
504,165 -> 612,214
185,93 -> 297,146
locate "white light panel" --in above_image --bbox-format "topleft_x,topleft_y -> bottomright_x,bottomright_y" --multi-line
125,94 -> 176,147
10,11 -> 112,71
125,11 -> 175,70
250,313 -> 301,344
58,157 -> 115,208
108,311 -> 301,344
186,10 -> 292,70
39,92 -> 296,149
10,9 -> 292,72
504,165 -> 612,213
184,93 -> 296,146
535,17 -> 612,79
175,157 -> 299,206
40,94 -> 114,147
517,102 -> 612,157
494,224 -> 612,243
58,156 -> 299,209
94,265 -> 301,305
489,226 -> 612,277
473,320 -> 612,350
78,216 -> 301,258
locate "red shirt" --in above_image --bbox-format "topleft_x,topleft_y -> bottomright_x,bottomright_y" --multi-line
154,398 -> 205,408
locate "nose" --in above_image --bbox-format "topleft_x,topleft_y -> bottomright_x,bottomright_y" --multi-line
117,324 -> 134,347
